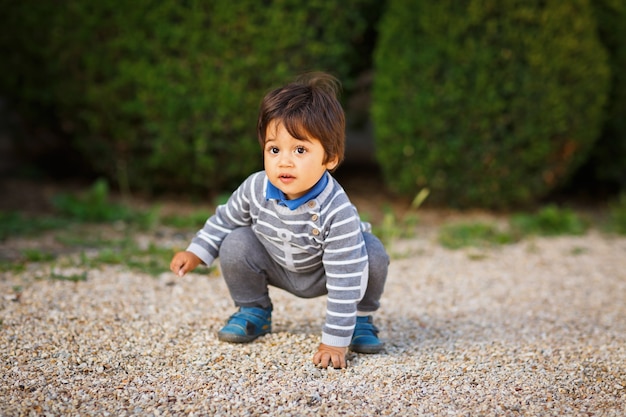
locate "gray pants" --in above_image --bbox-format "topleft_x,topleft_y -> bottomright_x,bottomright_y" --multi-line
218,227 -> 389,313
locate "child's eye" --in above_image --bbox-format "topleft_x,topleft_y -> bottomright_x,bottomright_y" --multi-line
268,146 -> 279,154
295,146 -> 306,155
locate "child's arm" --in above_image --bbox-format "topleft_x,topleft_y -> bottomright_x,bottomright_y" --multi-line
183,172 -> 261,268
316,202 -> 368,368
170,251 -> 202,277
313,343 -> 348,369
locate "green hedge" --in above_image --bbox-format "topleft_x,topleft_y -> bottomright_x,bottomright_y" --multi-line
584,0 -> 626,189
0,0 -> 376,194
372,0 -> 610,208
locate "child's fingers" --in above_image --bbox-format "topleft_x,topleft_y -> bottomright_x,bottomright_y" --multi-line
329,352 -> 346,369
334,353 -> 346,369
169,254 -> 186,275
313,347 -> 347,369
313,351 -> 331,368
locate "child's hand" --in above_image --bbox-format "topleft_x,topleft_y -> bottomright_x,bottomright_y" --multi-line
313,343 -> 348,369
170,251 -> 201,277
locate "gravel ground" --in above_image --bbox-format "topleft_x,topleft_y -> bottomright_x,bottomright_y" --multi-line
1,223 -> 625,416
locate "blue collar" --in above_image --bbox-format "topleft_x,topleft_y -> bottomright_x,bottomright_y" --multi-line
266,172 -> 329,210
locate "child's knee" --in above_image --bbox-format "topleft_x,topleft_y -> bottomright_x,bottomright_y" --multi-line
364,233 -> 390,272
219,227 -> 257,264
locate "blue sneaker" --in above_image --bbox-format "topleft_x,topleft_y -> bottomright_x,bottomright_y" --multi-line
350,315 -> 384,354
217,306 -> 272,343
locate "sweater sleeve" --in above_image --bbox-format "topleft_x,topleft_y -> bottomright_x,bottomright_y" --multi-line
320,202 -> 369,347
186,173 -> 259,266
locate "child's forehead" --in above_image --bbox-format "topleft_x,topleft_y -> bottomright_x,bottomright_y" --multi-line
266,118 -> 313,141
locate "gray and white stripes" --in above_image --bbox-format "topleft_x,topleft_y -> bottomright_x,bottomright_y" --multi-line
187,171 -> 370,346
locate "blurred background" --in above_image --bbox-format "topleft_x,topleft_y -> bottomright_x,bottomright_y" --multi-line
0,0 -> 624,211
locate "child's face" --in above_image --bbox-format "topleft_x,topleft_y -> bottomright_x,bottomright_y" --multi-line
264,120 -> 338,200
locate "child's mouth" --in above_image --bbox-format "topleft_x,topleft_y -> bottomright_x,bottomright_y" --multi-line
279,174 -> 295,184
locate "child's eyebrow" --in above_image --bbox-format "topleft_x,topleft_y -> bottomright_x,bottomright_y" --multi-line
293,136 -> 313,144
264,136 -> 312,144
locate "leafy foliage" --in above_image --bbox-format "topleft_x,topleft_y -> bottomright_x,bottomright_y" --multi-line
580,0 -> 626,189
0,0 -> 376,194
510,205 -> 588,236
52,179 -> 131,222
0,212 -> 69,241
439,222 -> 515,249
439,205 -> 589,249
607,193 -> 626,235
372,0 -> 610,208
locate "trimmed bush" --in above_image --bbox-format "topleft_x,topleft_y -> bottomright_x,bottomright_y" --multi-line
0,0 -> 375,194
583,0 -> 626,189
372,0 -> 610,208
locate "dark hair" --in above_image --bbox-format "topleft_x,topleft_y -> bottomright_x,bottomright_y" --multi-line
257,72 -> 345,170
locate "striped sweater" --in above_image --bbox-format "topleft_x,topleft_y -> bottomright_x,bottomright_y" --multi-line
187,171 -> 370,347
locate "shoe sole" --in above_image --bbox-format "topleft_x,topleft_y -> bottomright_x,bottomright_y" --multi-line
350,343 -> 384,354
217,330 -> 270,343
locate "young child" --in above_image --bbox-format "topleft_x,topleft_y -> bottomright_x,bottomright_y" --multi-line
170,72 -> 389,369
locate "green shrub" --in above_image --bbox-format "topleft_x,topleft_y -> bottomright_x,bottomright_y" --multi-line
372,205 -> 420,246
607,193 -> 626,235
580,0 -> 626,189
52,179 -> 130,222
372,0 -> 610,208
0,212 -> 69,241
0,0 -> 375,194
22,249 -> 56,263
510,204 -> 588,236
439,222 -> 515,249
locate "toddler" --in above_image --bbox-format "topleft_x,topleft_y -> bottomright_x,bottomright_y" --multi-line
170,72 -> 389,368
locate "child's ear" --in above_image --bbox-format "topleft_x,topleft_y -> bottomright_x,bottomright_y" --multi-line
325,155 -> 339,171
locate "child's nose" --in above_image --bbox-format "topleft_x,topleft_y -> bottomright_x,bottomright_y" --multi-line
278,153 -> 294,166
